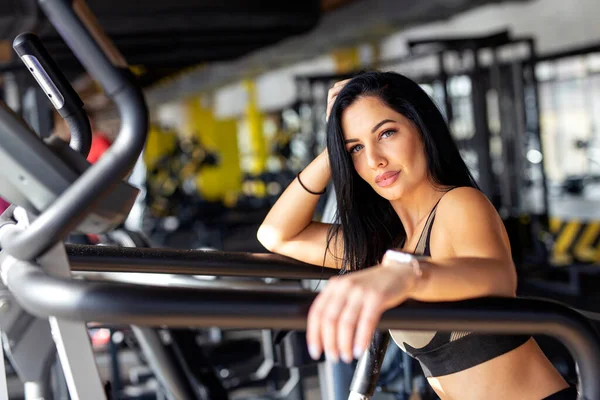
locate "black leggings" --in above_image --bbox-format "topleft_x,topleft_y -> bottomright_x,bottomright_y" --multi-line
543,386 -> 578,400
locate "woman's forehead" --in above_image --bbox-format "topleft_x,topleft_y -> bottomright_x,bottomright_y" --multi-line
341,97 -> 408,137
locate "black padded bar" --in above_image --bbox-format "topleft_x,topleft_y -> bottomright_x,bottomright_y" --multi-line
66,244 -> 339,280
63,109 -> 93,158
1,0 -> 148,261
4,261 -> 600,400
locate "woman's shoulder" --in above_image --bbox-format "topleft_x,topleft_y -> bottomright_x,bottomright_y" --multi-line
440,186 -> 488,204
436,186 -> 498,221
433,186 -> 511,258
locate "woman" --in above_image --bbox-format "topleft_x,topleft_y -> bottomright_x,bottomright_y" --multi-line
257,71 -> 574,399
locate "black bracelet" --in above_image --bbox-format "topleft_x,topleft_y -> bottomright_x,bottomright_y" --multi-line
297,172 -> 326,195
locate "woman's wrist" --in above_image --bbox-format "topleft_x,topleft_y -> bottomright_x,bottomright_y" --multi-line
309,148 -> 331,180
296,151 -> 331,196
382,250 -> 424,296
297,170 -> 326,195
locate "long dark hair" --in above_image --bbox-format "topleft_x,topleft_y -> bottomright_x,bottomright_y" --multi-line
326,71 -> 479,273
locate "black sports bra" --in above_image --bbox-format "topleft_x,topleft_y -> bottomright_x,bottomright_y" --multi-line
389,190 -> 530,377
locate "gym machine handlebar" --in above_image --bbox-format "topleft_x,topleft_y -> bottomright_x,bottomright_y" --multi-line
1,0 -> 148,261
65,244 -> 339,280
2,257 -> 600,399
13,32 -> 92,157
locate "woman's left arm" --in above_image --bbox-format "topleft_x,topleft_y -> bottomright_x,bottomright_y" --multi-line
407,187 -> 517,301
306,187 -> 518,364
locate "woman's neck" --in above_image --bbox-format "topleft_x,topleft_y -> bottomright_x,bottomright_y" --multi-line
390,182 -> 448,240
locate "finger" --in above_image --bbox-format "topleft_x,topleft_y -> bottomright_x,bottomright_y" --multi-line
327,85 -> 344,100
326,98 -> 337,120
353,291 -> 384,359
306,290 -> 329,360
326,81 -> 351,120
326,93 -> 342,117
333,78 -> 351,88
307,277 -> 342,359
321,279 -> 351,363
337,287 -> 365,363
328,81 -> 349,100
326,86 -> 344,106
327,83 -> 349,103
326,102 -> 334,120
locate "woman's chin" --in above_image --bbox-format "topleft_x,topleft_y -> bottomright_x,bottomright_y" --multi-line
376,187 -> 404,201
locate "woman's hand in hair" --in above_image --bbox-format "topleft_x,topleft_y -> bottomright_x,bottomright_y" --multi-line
306,253 -> 421,364
326,79 -> 351,120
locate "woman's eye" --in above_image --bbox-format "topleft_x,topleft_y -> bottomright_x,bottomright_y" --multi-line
381,130 -> 396,139
349,144 -> 364,154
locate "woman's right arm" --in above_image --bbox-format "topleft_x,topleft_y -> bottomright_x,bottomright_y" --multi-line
257,79 -> 350,269
256,149 -> 342,269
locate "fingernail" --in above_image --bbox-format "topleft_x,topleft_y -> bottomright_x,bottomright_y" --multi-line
308,344 -> 321,360
341,353 -> 353,364
353,345 -> 364,359
326,352 -> 339,363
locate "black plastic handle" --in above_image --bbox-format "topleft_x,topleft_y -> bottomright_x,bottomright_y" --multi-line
349,331 -> 390,398
1,0 -> 148,261
13,32 -> 92,157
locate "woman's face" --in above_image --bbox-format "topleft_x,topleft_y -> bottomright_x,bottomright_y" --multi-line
341,96 -> 429,201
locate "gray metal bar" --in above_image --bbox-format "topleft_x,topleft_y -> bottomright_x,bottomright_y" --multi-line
0,332 -> 8,400
40,241 -> 107,400
38,0 -> 126,97
131,326 -> 197,400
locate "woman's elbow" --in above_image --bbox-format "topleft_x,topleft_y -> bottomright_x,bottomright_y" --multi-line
256,225 -> 283,253
489,263 -> 518,297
